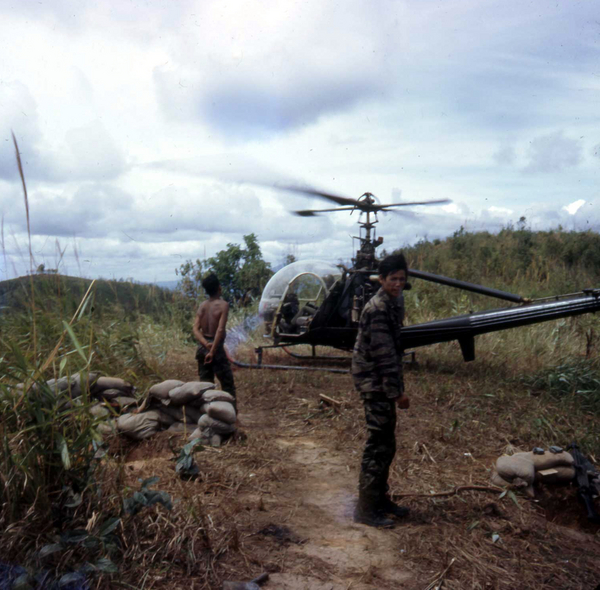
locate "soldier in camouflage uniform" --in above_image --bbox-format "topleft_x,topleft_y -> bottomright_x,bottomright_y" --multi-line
352,253 -> 410,528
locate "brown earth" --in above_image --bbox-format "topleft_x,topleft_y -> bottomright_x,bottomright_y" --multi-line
115,347 -> 600,590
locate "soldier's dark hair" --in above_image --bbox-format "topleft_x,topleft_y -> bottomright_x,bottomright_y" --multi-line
378,253 -> 408,278
202,273 -> 220,297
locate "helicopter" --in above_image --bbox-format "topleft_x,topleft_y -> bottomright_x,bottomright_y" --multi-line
257,190 -> 444,351
251,185 -> 600,366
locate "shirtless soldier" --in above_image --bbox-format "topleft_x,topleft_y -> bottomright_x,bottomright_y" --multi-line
192,273 -> 236,400
352,253 -> 410,528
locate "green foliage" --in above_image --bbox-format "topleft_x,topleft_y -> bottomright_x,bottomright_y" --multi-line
122,476 -> 173,516
0,365 -> 102,521
521,359 -> 600,414
176,233 -> 273,305
0,273 -> 175,319
401,226 -> 600,321
174,439 -> 205,479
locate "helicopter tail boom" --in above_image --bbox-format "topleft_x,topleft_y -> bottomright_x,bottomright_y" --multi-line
401,289 -> 600,361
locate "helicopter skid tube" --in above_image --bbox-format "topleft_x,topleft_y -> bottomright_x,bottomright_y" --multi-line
282,346 -> 351,362
226,350 -> 349,374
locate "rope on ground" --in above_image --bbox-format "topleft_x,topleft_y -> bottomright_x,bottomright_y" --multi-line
396,485 -> 505,499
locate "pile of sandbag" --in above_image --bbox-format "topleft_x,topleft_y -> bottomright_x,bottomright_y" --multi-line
15,373 -> 135,406
14,373 -> 137,437
14,373 -> 237,447
88,376 -> 138,435
116,380 -> 237,446
491,447 -> 576,497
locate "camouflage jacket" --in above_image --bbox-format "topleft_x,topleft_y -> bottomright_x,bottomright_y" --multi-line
352,287 -> 404,399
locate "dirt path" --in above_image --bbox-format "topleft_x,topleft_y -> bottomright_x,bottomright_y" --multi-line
238,409 -> 417,590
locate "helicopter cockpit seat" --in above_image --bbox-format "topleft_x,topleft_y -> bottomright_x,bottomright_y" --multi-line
279,293 -> 300,334
291,302 -> 319,331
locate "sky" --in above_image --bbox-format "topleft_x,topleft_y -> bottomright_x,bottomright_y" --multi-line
0,0 -> 599,284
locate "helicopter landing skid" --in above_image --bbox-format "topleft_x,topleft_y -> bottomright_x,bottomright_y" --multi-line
282,345 -> 351,362
226,344 -> 350,374
226,343 -> 416,373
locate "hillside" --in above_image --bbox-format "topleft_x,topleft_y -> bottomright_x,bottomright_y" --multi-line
402,226 -> 600,298
0,274 -> 177,318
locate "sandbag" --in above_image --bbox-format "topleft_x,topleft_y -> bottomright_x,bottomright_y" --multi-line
169,382 -> 216,405
117,411 -> 160,440
198,414 -> 236,435
535,466 -> 576,485
95,376 -> 135,396
202,389 -> 235,404
47,377 -> 81,398
188,428 -> 203,440
95,388 -> 123,401
149,380 -> 184,402
188,428 -> 222,447
496,455 -> 536,485
167,422 -> 189,434
490,467 -> 511,488
89,403 -> 110,419
153,409 -> 177,427
50,372 -> 99,398
512,450 -> 574,470
97,420 -> 117,436
207,401 -> 236,425
72,372 -> 100,395
109,396 -> 138,410
158,404 -> 202,424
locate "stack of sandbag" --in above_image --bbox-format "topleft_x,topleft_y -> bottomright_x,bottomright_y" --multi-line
92,376 -> 137,408
14,372 -> 136,408
89,376 -> 137,436
15,372 -> 100,403
190,389 -> 237,446
116,380 -> 237,446
491,448 -> 575,497
13,373 -> 137,437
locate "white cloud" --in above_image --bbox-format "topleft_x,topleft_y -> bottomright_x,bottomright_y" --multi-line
1,0 -> 600,283
563,199 -> 585,215
523,131 -> 583,174
489,206 -> 513,215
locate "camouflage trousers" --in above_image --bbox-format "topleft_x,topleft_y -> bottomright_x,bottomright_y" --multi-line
195,343 -> 236,400
358,394 -> 397,500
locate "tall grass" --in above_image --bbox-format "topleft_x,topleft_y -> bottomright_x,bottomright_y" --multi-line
0,282 -> 190,584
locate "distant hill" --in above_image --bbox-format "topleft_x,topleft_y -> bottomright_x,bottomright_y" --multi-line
0,274 -> 177,317
401,226 -> 600,299
151,279 -> 180,290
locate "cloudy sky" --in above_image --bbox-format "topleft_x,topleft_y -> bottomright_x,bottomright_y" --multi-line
1,0 -> 599,283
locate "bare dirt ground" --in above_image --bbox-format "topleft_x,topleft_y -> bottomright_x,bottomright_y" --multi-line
117,347 -> 600,590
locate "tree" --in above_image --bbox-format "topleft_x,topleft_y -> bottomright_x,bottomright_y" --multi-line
176,234 -> 273,305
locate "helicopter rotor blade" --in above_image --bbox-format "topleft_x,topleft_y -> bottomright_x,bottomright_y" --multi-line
278,185 -> 361,207
375,198 -> 452,210
293,207 -> 357,216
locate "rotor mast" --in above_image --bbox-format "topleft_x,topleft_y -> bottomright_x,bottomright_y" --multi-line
353,193 -> 381,271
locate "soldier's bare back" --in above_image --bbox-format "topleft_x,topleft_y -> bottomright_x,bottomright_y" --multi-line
196,298 -> 229,339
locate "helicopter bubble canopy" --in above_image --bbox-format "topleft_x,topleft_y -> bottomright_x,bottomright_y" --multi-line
259,260 -> 342,324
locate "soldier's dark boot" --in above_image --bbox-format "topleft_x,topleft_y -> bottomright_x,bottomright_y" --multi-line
381,496 -> 410,519
353,493 -> 395,528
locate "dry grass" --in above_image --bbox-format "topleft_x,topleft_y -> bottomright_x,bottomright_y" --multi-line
3,299 -> 600,588
48,334 -> 595,590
